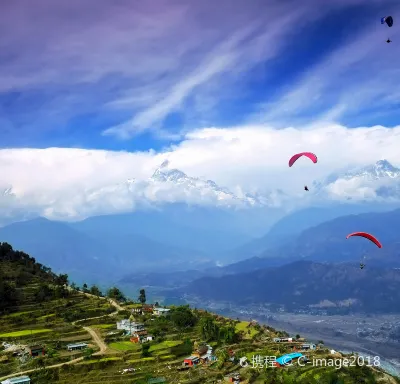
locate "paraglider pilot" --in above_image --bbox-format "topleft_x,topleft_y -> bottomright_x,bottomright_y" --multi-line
304,186 -> 309,191
360,263 -> 365,270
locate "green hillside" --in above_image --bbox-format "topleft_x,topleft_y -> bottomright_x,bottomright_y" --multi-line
0,242 -> 399,384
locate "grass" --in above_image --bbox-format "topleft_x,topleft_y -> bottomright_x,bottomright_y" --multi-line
235,321 -> 258,339
94,324 -> 115,329
0,329 -> 52,337
6,310 -> 37,318
109,341 -> 141,351
78,357 -> 122,365
149,340 -> 182,352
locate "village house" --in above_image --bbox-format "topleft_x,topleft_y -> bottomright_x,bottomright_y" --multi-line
67,343 -> 88,351
132,304 -> 154,315
273,337 -> 293,343
300,343 -> 316,350
28,345 -> 45,357
153,307 -> 170,316
183,344 -> 215,366
130,330 -> 153,343
1,376 -> 31,384
183,355 -> 200,367
117,319 -> 145,335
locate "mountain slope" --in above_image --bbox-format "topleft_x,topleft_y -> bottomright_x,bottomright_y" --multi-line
230,203 -> 397,260
0,218 -> 113,283
174,260 -> 400,313
258,208 -> 400,267
70,205 -> 257,257
0,217 -> 213,285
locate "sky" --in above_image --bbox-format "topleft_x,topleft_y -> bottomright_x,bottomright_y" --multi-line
1,0 -> 400,220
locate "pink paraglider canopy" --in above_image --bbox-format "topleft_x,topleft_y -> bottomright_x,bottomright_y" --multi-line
288,152 -> 318,167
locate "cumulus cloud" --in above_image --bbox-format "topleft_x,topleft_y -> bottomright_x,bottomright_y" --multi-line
0,123 -> 400,221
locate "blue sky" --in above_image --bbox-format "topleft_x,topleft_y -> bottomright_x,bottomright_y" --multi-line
1,0 -> 399,152
1,0 -> 400,220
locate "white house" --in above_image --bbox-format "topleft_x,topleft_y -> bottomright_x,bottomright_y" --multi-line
117,319 -> 145,335
153,307 -> 170,316
1,376 -> 31,384
67,343 -> 88,351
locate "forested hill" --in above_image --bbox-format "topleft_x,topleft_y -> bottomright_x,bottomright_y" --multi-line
0,242 -> 68,313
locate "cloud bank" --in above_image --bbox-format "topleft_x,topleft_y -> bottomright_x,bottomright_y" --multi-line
1,123 -> 400,221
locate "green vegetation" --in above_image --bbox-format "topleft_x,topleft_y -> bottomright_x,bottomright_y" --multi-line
0,329 -> 52,337
0,242 -> 399,384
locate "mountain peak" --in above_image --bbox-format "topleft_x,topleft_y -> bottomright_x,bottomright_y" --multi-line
374,159 -> 397,172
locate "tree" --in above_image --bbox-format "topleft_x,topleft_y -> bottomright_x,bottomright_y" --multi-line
170,306 -> 197,329
82,283 -> 89,293
90,285 -> 102,297
107,287 -> 126,302
141,343 -> 151,357
199,317 -> 219,341
295,334 -> 301,340
83,348 -> 94,360
55,273 -> 68,286
138,289 -> 146,304
219,325 -> 238,343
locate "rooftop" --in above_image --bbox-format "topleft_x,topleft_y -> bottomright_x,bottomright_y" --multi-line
67,343 -> 88,348
154,307 -> 170,312
2,376 -> 31,384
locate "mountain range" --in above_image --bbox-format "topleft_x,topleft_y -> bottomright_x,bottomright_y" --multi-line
170,260 -> 400,314
1,159 -> 400,288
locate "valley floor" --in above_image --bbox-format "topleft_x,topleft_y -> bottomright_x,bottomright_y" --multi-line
215,308 -> 400,377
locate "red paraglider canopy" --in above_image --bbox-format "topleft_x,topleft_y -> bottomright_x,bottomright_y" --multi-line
346,232 -> 382,248
288,152 -> 318,167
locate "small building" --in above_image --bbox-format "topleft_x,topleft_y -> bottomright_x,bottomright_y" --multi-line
1,376 -> 31,384
153,307 -> 170,316
301,344 -> 316,350
132,304 -> 154,315
183,356 -> 200,366
28,345 -> 45,357
273,337 -> 292,343
117,319 -> 145,335
130,331 -> 153,344
67,343 -> 88,351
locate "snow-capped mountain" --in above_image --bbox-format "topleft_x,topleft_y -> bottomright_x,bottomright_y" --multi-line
149,160 -> 269,207
313,160 -> 400,201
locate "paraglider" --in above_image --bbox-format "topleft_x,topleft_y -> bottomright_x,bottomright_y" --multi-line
381,16 -> 393,43
346,232 -> 382,269
288,152 -> 317,191
288,152 -> 318,167
346,232 -> 382,248
381,16 -> 393,27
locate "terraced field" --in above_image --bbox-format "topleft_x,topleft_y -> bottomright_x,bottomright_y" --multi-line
1,244 -> 399,384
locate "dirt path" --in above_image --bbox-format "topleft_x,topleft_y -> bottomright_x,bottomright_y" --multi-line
0,292 -> 123,381
83,326 -> 107,355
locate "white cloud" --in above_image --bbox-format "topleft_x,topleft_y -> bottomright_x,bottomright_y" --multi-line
1,123 -> 400,221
